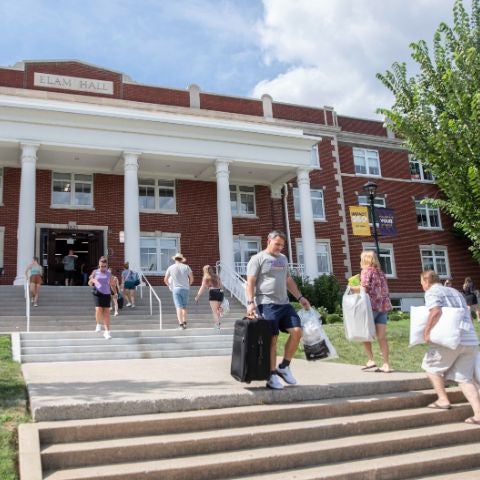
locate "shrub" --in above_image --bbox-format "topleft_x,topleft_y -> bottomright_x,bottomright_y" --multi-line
325,313 -> 342,324
291,274 -> 342,313
388,311 -> 410,322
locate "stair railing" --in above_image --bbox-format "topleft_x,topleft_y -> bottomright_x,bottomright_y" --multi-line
24,275 -> 31,332
138,271 -> 163,330
215,261 -> 247,307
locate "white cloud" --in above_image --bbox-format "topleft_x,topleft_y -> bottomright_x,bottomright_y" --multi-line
253,0 -> 458,119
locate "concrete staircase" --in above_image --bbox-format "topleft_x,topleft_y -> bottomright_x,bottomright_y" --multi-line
0,285 -> 243,331
0,285 -> 243,362
19,388 -> 480,480
17,328 -> 234,363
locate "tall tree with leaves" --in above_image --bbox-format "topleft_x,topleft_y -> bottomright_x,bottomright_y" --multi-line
377,0 -> 480,260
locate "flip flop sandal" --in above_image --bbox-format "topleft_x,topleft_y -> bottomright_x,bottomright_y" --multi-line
427,402 -> 452,410
465,417 -> 480,425
361,364 -> 377,371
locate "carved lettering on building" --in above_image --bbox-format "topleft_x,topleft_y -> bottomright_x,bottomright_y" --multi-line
33,73 -> 114,95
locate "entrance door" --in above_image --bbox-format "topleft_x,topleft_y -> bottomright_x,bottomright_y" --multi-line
40,228 -> 105,285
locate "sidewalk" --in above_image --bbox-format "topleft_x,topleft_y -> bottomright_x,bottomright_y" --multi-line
22,356 -> 431,421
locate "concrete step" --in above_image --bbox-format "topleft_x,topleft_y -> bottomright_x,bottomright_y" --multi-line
417,470 -> 480,479
40,403 -> 474,470
36,389 -> 467,443
41,425 -> 480,480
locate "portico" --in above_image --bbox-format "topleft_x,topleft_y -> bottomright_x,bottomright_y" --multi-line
0,86 -> 320,284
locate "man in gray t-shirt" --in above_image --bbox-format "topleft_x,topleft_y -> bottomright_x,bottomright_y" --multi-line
164,253 -> 194,329
420,270 -> 480,425
246,230 -> 311,390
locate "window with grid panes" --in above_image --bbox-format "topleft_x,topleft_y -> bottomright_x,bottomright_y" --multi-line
296,240 -> 331,275
415,201 -> 442,229
293,188 -> 325,221
420,247 -> 449,277
230,185 -> 255,216
362,243 -> 396,277
409,157 -> 434,181
140,236 -> 178,273
52,172 -> 92,207
353,148 -> 381,176
138,179 -> 175,212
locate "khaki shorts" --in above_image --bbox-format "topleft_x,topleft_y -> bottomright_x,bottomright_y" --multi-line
422,344 -> 478,383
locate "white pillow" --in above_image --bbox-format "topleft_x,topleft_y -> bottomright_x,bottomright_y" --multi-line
409,305 -> 464,350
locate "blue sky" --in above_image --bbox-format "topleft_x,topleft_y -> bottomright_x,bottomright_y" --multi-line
0,0 -> 460,119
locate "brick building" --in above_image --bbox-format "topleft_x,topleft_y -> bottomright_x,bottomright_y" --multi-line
0,60 -> 477,309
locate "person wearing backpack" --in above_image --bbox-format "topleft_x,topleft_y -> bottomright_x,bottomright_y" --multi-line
121,261 -> 139,307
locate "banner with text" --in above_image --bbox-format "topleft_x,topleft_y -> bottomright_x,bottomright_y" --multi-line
349,206 -> 371,236
377,208 -> 397,236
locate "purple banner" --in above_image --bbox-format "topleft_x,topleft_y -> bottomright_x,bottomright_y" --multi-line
376,208 -> 397,236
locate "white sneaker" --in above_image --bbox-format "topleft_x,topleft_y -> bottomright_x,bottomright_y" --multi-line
131,304 -> 135,308
126,302 -> 132,307
276,366 -> 297,385
95,324 -> 102,333
33,303 -> 38,307
114,312 -> 119,316
103,330 -> 111,340
266,374 -> 284,390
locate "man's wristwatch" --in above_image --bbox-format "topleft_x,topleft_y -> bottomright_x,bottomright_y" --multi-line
247,300 -> 255,305
297,295 -> 304,302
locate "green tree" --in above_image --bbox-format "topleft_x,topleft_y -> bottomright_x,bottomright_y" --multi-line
377,0 -> 480,260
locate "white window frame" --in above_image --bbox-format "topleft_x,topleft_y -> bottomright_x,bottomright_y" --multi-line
409,156 -> 434,182
0,226 -> 4,272
138,178 -> 176,213
358,194 -> 386,225
0,167 -> 3,205
293,187 -> 326,221
362,242 -> 397,278
296,239 -> 332,275
139,232 -> 180,275
51,172 -> 93,209
353,148 -> 381,177
415,200 -> 442,230
234,236 -> 261,274
420,245 -> 450,278
230,184 -> 256,217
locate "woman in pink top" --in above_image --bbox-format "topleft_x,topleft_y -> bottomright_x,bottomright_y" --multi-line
357,250 -> 392,373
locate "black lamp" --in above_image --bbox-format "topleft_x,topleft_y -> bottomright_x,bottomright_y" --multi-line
362,181 -> 381,263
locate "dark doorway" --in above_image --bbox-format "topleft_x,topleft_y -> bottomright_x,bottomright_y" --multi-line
40,228 -> 104,285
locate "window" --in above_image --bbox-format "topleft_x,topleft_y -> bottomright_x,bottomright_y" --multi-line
415,201 -> 442,229
52,172 -> 93,207
140,235 -> 179,274
0,167 -> 3,204
410,156 -> 434,182
234,237 -> 261,274
420,246 -> 450,278
139,178 -> 175,212
296,240 -> 331,275
353,148 -> 381,176
362,243 -> 396,277
293,188 -> 325,221
358,194 -> 386,224
230,185 -> 255,216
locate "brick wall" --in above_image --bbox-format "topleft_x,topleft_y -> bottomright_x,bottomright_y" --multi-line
199,93 -> 263,116
0,68 -> 23,88
338,116 -> 388,137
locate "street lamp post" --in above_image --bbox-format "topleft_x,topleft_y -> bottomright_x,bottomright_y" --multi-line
363,181 -> 381,263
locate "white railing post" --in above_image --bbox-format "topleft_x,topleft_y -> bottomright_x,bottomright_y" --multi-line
138,272 -> 162,330
24,277 -> 30,332
216,260 -> 247,307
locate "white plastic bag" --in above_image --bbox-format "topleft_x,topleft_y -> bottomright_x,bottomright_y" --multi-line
297,308 -> 338,360
342,287 -> 375,342
220,297 -> 230,317
409,305 -> 464,350
474,352 -> 480,384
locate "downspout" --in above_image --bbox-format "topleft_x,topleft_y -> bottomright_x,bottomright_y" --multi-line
283,183 -> 293,263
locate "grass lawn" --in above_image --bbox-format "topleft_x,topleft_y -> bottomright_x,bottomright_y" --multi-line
0,335 -> 30,480
278,319 -> 480,373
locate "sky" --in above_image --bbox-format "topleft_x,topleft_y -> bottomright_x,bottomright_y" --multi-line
0,0 -> 463,120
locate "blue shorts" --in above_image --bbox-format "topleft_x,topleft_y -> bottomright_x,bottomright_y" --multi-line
373,311 -> 388,325
257,303 -> 302,336
173,288 -> 189,309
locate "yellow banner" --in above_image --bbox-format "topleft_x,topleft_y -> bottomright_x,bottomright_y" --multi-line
349,206 -> 371,236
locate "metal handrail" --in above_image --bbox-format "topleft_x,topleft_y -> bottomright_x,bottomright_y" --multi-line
24,275 -> 31,332
234,261 -> 306,280
216,261 -> 247,307
138,271 -> 163,330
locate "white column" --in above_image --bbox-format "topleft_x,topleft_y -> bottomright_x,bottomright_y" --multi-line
297,167 -> 318,280
215,160 -> 235,271
123,152 -> 141,272
14,143 -> 39,285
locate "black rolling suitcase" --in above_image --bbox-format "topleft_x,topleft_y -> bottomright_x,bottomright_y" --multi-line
231,317 -> 271,383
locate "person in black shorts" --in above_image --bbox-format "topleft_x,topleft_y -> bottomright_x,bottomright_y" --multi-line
246,230 -> 311,390
195,265 -> 224,329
